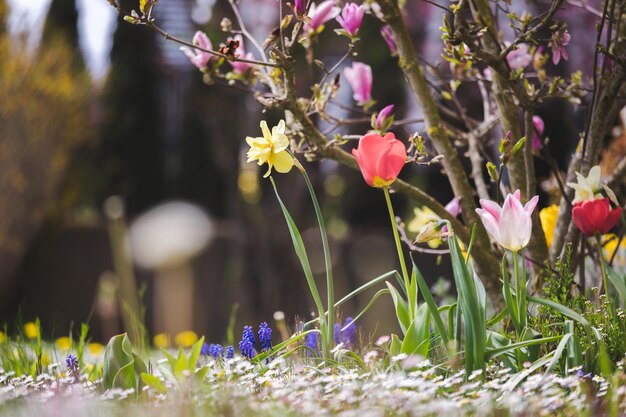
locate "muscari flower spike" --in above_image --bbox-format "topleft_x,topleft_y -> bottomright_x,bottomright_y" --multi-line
225,345 -> 235,359
239,326 -> 256,359
258,322 -> 272,351
66,354 -> 78,372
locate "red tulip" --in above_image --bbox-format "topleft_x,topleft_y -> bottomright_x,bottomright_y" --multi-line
572,198 -> 622,236
352,132 -> 406,187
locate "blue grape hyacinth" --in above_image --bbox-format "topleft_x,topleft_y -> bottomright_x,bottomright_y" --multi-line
239,326 -> 256,359
258,322 -> 272,351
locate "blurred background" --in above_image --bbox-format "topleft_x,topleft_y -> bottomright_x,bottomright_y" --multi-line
0,0 -> 607,345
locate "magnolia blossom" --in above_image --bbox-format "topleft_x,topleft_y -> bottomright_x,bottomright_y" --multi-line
180,31 -> 214,70
506,43 -> 532,70
374,104 -> 394,131
344,62 -> 373,105
307,1 -> 340,32
567,165 -> 603,204
532,115 -> 545,151
352,132 -> 406,187
572,198 -> 622,236
229,35 -> 255,74
293,0 -> 305,14
246,120 -> 294,177
445,197 -> 462,218
380,25 -> 397,56
476,190 -> 539,252
550,30 -> 570,65
336,3 -> 365,36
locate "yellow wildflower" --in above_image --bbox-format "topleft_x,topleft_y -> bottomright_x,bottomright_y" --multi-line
539,205 -> 559,249
55,336 -> 71,351
175,331 -> 198,348
246,120 -> 294,177
24,322 -> 39,339
87,342 -> 104,356
153,333 -> 171,349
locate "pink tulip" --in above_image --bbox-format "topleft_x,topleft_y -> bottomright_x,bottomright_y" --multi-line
506,43 -> 532,70
374,104 -> 394,131
380,25 -> 397,56
180,31 -> 214,70
550,30 -> 570,65
532,115 -> 544,151
228,35 -> 255,74
344,62 -> 372,105
352,132 -> 406,187
336,3 -> 365,36
306,1 -> 340,32
476,190 -> 539,252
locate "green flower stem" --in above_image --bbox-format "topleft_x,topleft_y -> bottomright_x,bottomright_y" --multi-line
383,187 -> 410,304
595,234 -> 614,316
297,162 -> 335,356
512,250 -> 527,332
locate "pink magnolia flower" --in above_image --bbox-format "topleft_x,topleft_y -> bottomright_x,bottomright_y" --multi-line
336,3 -> 365,36
344,62 -> 372,105
506,43 -> 532,70
180,31 -> 214,70
445,197 -> 462,218
352,132 -> 406,187
550,30 -> 570,65
228,35 -> 255,74
374,104 -> 394,131
293,0 -> 305,14
532,115 -> 545,151
380,25 -> 397,56
476,190 -> 539,252
306,1 -> 340,32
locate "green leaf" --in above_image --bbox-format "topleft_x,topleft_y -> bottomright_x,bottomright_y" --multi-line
102,333 -> 138,390
174,348 -> 188,376
387,282 -> 411,334
485,335 -> 561,360
270,178 -> 326,321
390,334 -> 402,356
188,336 -> 205,372
401,304 -> 431,356
527,296 -> 590,326
413,261 -> 449,349
606,266 -> 626,307
195,366 -> 209,382
140,373 -> 167,394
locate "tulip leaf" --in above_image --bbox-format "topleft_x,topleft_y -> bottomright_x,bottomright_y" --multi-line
386,282 -> 410,335
400,304 -> 431,357
606,266 -> 626,307
102,333 -> 143,391
140,373 -> 167,394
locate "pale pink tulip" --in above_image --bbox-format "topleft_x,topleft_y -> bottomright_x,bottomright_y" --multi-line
344,62 -> 372,105
476,190 -> 539,252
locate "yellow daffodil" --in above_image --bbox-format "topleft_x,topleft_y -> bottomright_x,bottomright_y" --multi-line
88,342 -> 104,356
407,206 -> 441,248
153,333 -> 171,349
0,331 -> 5,344
24,322 -> 39,339
246,120 -> 294,177
55,336 -> 71,351
175,330 -> 198,348
539,204 -> 559,249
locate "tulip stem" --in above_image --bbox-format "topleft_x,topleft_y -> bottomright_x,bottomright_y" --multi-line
383,187 -> 410,297
595,235 -> 614,317
512,250 -> 527,332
